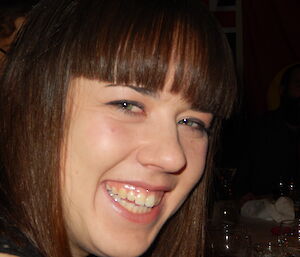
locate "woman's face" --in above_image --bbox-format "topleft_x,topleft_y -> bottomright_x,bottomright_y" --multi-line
62,77 -> 212,257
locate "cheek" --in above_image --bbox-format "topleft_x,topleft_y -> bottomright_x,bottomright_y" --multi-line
62,115 -> 139,228
69,115 -> 136,171
181,137 -> 209,186
168,139 -> 208,216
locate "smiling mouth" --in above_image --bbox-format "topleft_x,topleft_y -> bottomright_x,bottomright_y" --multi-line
105,181 -> 164,214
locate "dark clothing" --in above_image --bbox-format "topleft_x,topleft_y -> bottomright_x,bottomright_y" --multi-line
234,109 -> 300,196
0,218 -> 43,257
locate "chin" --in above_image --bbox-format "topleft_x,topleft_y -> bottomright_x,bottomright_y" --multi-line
91,242 -> 152,257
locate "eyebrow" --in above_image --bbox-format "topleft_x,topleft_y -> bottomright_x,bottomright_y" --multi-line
105,84 -> 158,98
190,103 -> 211,113
105,83 -> 211,114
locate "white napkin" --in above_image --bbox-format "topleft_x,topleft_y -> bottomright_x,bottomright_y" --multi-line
241,197 -> 295,223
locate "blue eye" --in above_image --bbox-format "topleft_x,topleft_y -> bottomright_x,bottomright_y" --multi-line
107,100 -> 144,115
178,118 -> 210,137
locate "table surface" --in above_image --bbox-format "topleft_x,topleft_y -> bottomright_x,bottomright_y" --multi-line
238,216 -> 278,244
212,200 -> 281,244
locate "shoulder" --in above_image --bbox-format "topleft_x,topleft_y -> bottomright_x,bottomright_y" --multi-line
0,229 -> 42,257
0,218 -> 43,257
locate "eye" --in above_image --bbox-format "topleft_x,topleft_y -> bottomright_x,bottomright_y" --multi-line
107,100 -> 144,115
178,118 -> 210,137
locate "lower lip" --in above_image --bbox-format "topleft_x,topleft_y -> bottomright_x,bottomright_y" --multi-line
102,184 -> 163,224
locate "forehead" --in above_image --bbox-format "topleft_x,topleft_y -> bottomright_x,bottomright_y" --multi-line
66,2 -> 236,118
151,65 -> 205,111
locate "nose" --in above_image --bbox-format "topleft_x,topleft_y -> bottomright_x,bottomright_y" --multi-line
136,123 -> 187,173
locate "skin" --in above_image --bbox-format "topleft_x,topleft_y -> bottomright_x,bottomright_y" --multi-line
62,76 -> 213,257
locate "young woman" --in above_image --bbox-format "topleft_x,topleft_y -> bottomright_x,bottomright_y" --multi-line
0,0 -> 237,256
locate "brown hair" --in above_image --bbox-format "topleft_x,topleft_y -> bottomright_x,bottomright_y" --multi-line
0,0 -> 236,256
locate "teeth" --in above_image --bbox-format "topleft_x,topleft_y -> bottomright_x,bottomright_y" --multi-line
135,193 -> 146,206
145,194 -> 155,208
119,188 -> 127,199
105,183 -> 163,214
132,205 -> 140,213
127,191 -> 135,201
112,187 -> 117,194
114,195 -> 121,202
115,196 -> 151,214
